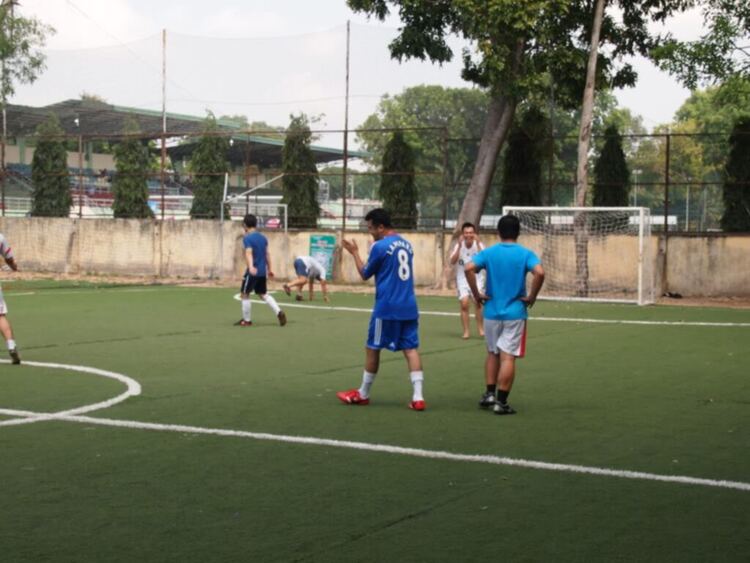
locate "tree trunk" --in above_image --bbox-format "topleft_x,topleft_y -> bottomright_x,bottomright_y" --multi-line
434,95 -> 517,288
574,0 -> 606,297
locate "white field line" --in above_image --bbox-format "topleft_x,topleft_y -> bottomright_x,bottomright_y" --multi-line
2,408 -> 749,492
8,286 -> 749,326
1,360 -> 748,492
0,359 -> 141,428
277,301 -> 750,327
8,288 -> 163,297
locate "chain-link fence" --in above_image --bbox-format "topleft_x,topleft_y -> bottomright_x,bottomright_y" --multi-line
1,124 -> 743,233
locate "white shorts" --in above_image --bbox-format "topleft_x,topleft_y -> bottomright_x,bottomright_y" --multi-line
484,319 -> 527,357
0,287 -> 6,315
456,276 -> 485,301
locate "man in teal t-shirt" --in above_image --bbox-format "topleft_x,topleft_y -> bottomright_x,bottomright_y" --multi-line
465,215 -> 545,415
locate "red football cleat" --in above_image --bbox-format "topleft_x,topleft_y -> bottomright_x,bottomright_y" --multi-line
409,400 -> 426,411
336,389 -> 370,405
234,319 -> 253,326
282,284 -> 291,296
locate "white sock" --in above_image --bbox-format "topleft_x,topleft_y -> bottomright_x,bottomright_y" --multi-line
262,294 -> 281,315
410,371 -> 424,402
7,339 -> 16,350
358,371 -> 376,399
241,299 -> 252,322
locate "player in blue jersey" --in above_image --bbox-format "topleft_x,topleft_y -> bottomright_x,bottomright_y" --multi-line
465,214 -> 544,415
337,208 -> 425,411
235,214 -> 287,327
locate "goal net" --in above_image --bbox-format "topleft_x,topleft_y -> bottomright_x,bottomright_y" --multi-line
502,206 -> 655,305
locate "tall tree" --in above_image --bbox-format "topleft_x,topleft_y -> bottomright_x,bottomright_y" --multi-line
652,0 -> 749,89
593,124 -> 629,206
357,85 -> 488,221
501,108 -> 547,208
0,1 -> 53,205
380,130 -> 418,229
281,114 -> 320,229
575,0 -> 607,208
112,118 -> 154,219
0,1 -> 52,102
30,114 -> 72,217
347,0 -> 693,239
721,116 -> 750,231
189,112 -> 230,220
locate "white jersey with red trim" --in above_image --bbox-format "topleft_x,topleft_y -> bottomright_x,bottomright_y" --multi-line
0,233 -> 13,261
453,240 -> 484,284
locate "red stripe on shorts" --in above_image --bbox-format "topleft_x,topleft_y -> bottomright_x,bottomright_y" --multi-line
518,322 -> 527,358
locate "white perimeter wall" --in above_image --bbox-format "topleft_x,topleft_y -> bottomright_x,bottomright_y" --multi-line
0,217 -> 748,297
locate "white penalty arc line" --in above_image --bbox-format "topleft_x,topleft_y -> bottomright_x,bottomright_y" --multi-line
3,411 -> 748,493
278,302 -> 750,327
0,359 -> 141,427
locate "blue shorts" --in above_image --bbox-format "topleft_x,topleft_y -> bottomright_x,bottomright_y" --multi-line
367,317 -> 419,351
293,258 -> 309,277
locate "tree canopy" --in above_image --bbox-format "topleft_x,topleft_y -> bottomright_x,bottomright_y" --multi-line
379,130 -> 418,229
0,2 -> 53,102
112,118 -> 154,219
652,0 -> 750,89
721,116 -> 750,231
281,114 -> 320,229
189,113 -> 230,220
30,115 -> 72,217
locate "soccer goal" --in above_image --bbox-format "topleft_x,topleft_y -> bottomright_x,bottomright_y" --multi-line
502,206 -> 655,305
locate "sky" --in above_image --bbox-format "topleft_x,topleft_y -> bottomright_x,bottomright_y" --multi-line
13,0 -> 707,134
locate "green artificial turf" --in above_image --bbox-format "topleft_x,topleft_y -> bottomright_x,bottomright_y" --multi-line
0,286 -> 748,562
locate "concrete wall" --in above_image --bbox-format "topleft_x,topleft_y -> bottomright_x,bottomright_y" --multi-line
0,217 -> 748,297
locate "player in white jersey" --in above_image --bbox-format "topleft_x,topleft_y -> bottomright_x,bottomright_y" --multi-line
449,222 -> 485,339
282,255 -> 330,302
0,233 -> 21,364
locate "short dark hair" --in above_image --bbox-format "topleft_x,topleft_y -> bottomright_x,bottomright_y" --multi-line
498,214 -> 520,239
243,214 -> 258,228
364,208 -> 392,228
461,222 -> 476,232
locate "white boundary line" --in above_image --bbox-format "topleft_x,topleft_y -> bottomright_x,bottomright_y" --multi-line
0,359 -> 141,427
8,286 -> 750,326
277,302 -> 750,327
1,359 -> 748,492
1,408 -> 748,492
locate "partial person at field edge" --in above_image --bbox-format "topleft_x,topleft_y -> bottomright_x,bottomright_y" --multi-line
465,214 -> 544,415
337,208 -> 425,411
0,233 -> 21,364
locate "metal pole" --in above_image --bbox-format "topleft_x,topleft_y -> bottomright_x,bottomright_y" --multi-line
440,128 -> 448,230
1,105 -> 5,218
160,28 -> 167,221
0,0 -> 14,218
662,133 -> 671,295
637,206 -> 645,305
341,20 -> 350,235
685,183 -> 690,231
78,134 -> 84,218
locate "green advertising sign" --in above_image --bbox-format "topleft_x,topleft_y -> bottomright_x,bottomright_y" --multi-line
309,234 -> 336,278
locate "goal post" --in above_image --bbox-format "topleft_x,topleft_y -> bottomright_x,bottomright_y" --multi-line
502,206 -> 655,305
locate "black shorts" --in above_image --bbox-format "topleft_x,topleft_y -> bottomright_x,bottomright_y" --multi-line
241,271 -> 267,296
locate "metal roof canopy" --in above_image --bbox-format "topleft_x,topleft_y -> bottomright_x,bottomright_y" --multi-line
5,99 -> 367,168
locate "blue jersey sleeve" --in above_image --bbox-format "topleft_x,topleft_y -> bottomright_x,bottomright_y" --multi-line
362,242 -> 384,280
471,249 -> 487,271
525,249 -> 541,272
